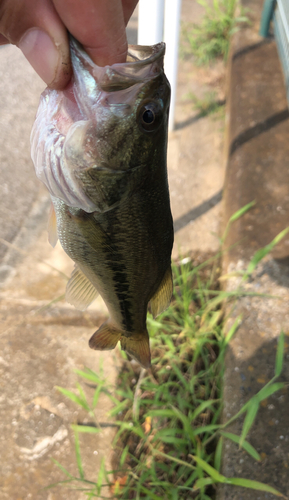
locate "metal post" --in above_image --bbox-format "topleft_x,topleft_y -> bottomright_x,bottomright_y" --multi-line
259,0 -> 276,37
164,0 -> 182,131
138,0 -> 182,131
138,0 -> 165,45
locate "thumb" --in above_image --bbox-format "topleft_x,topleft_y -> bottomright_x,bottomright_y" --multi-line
0,0 -> 71,89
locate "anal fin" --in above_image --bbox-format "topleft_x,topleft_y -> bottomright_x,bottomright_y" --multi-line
89,322 -> 121,350
66,264 -> 99,311
121,333 -> 151,369
48,202 -> 58,247
150,266 -> 173,319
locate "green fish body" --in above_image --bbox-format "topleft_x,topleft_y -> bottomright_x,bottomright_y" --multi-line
31,37 -> 173,368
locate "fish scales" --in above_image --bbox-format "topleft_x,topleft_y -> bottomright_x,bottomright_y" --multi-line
31,36 -> 174,368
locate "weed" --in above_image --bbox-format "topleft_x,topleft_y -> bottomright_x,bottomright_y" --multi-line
182,0 -> 248,64
187,91 -> 225,118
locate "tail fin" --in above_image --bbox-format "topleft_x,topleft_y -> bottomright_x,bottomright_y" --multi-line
120,333 -> 151,369
89,322 -> 151,369
89,321 -> 121,350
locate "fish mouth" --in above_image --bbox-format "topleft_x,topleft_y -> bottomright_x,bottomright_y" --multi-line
126,43 -> 166,65
70,36 -> 166,93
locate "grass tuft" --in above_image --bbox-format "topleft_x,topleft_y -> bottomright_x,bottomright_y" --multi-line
182,0 -> 248,64
46,205 -> 288,499
187,91 -> 225,119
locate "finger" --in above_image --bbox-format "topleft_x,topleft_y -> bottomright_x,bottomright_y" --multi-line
0,0 -> 71,89
122,0 -> 138,25
0,33 -> 9,45
52,0 -> 129,66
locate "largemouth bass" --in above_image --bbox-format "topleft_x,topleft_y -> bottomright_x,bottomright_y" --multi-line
31,37 -> 173,369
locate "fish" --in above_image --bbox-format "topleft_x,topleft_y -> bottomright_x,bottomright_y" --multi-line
30,36 -> 174,369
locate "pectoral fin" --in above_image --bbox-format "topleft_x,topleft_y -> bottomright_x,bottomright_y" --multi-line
75,164 -> 143,213
47,203 -> 58,247
89,322 -> 121,350
150,266 -> 173,319
66,265 -> 99,311
120,333 -> 151,369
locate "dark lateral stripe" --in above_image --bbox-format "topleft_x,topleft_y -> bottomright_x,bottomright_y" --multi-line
104,240 -> 134,332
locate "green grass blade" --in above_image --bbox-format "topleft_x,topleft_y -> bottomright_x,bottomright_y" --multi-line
224,315 -> 242,345
171,363 -> 190,389
97,458 -> 105,496
256,382 -> 285,403
71,425 -> 101,434
214,436 -> 223,471
193,477 -> 216,491
35,294 -> 65,313
275,330 -> 285,377
171,406 -> 196,442
51,458 -> 74,478
120,445 -> 129,467
229,201 -> 256,222
76,383 -> 90,408
55,386 -> 90,411
74,431 -> 85,480
220,431 -> 261,461
92,385 -> 103,409
226,477 -> 286,497
190,399 -> 219,421
139,485 -> 165,499
74,368 -> 102,383
222,201 -> 255,243
239,399 -> 259,447
245,227 -> 289,277
44,479 -> 75,490
222,380 -> 285,431
108,398 -> 130,417
194,424 -> 221,435
147,409 -> 176,418
190,455 -> 225,482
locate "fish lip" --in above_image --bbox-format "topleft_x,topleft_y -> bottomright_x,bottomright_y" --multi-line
126,43 -> 166,66
70,36 -> 166,93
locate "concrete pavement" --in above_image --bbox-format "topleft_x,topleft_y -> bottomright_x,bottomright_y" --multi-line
220,0 -> 289,498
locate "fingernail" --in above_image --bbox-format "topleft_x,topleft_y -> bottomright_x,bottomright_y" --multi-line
19,28 -> 60,85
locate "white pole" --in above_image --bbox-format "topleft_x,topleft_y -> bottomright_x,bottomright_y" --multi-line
138,0 -> 165,45
164,0 -> 182,131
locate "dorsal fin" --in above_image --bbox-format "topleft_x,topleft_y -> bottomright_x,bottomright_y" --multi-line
150,266 -> 173,319
66,265 -> 98,311
47,203 -> 58,247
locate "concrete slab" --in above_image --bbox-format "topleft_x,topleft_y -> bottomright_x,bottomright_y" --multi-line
220,0 -> 289,498
0,45 -> 46,269
0,230 -> 118,500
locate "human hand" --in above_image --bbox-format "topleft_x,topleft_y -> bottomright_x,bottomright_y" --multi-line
0,0 -> 138,89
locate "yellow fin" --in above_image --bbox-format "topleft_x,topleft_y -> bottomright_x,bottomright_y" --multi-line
121,333 -> 151,369
150,266 -> 173,319
48,203 -> 58,247
66,265 -> 99,311
89,322 -> 121,350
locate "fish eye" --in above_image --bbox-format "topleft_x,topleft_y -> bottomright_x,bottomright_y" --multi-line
138,101 -> 163,132
143,109 -> 155,124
